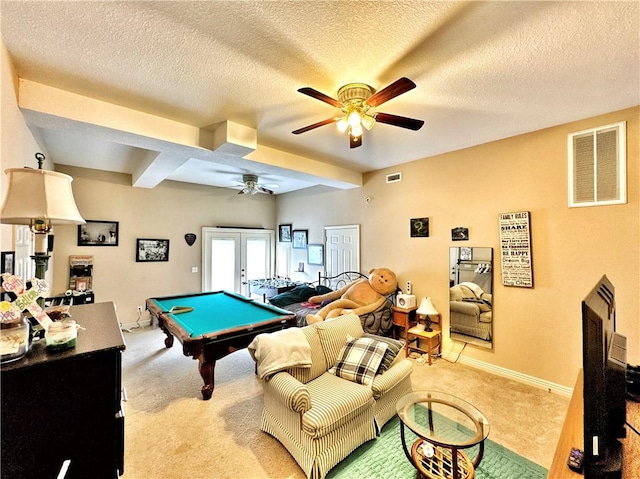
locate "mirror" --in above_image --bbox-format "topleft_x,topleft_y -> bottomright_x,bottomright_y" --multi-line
449,247 -> 493,349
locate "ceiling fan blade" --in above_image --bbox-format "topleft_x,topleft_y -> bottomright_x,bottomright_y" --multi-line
297,87 -> 343,108
258,186 -> 275,195
365,77 -> 416,108
349,134 -> 362,149
292,117 -> 339,135
375,112 -> 424,131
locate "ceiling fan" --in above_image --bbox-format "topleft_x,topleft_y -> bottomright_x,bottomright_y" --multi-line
292,77 -> 424,148
235,174 -> 279,195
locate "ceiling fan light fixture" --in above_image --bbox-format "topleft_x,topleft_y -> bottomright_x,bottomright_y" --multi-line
361,114 -> 375,131
294,77 -> 423,149
347,110 -> 362,127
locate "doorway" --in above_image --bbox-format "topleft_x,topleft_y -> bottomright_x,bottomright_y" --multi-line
202,228 -> 274,295
323,225 -> 360,280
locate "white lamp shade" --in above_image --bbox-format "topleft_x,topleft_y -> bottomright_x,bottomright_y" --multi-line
1,168 -> 85,225
417,297 -> 438,316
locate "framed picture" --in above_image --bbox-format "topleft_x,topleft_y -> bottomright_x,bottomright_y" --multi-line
410,217 -> 429,237
136,239 -> 170,262
292,230 -> 308,249
279,224 -> 292,242
307,244 -> 324,266
78,220 -> 119,246
1,251 -> 15,274
451,227 -> 469,241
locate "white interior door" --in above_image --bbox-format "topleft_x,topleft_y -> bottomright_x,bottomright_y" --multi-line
324,225 -> 360,278
202,228 -> 274,295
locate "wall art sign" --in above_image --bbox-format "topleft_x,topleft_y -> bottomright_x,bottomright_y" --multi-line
410,217 -> 429,237
279,224 -> 292,242
451,227 -> 469,241
78,220 -> 119,246
184,233 -> 197,246
136,239 -> 170,262
307,244 -> 324,266
292,230 -> 308,249
499,211 -> 533,288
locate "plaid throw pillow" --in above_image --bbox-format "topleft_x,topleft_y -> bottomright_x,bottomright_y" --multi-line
329,337 -> 387,386
362,333 -> 404,374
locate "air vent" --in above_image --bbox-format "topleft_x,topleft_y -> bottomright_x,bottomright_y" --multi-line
568,121 -> 626,207
386,172 -> 402,183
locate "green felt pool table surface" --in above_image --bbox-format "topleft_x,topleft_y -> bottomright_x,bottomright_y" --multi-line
147,290 -> 293,337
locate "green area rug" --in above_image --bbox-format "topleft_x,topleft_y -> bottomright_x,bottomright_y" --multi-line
326,415 -> 547,479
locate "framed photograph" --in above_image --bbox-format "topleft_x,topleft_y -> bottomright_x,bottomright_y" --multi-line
78,220 -> 119,246
451,227 -> 469,241
292,230 -> 308,249
136,239 -> 170,262
410,217 -> 429,237
307,244 -> 324,266
279,224 -> 292,242
1,251 -> 15,274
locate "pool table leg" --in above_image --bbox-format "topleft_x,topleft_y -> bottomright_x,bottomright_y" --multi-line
158,321 -> 174,348
198,358 -> 215,400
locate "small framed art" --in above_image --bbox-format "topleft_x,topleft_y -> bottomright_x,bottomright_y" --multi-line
78,220 -> 119,246
410,217 -> 429,237
136,239 -> 170,262
451,227 -> 469,241
292,230 -> 308,249
307,244 -> 324,266
279,224 -> 292,242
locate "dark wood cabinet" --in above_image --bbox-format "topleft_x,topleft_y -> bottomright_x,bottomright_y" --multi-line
1,302 -> 126,478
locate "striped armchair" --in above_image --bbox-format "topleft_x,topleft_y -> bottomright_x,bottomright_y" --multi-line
254,313 -> 413,479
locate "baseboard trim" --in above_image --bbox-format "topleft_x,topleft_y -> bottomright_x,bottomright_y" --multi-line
442,349 -> 573,397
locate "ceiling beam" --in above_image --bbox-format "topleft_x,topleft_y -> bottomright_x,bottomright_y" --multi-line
17,79 -> 362,190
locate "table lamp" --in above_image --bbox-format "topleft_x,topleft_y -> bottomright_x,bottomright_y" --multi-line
1,153 -> 85,280
416,296 -> 438,332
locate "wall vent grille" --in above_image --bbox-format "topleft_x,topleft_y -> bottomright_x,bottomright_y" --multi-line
568,121 -> 626,207
386,172 -> 402,183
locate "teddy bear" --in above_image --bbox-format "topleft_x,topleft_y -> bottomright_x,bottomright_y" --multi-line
305,267 -> 398,324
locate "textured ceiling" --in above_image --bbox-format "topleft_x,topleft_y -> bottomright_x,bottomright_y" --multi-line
1,1 -> 638,194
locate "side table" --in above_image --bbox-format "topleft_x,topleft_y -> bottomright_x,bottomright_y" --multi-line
406,324 -> 441,365
397,390 -> 490,479
392,305 -> 417,339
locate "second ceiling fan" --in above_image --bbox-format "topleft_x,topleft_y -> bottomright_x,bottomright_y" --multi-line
292,77 -> 424,148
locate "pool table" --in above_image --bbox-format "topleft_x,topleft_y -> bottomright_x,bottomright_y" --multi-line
146,291 -> 296,400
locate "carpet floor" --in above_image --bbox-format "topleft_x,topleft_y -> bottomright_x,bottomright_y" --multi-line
327,415 -> 547,479
120,327 -> 569,479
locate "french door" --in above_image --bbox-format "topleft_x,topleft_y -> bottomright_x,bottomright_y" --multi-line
202,228 -> 274,295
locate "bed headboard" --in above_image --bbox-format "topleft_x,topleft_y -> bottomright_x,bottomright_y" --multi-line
317,271 -> 400,302
317,271 -> 368,289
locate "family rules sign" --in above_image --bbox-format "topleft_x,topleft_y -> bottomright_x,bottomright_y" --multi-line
499,211 -> 533,288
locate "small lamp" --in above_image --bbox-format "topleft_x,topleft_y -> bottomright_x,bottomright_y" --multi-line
1,153 -> 85,280
416,297 -> 439,332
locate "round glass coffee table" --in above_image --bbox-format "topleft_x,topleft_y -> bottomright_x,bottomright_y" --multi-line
397,391 -> 490,479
